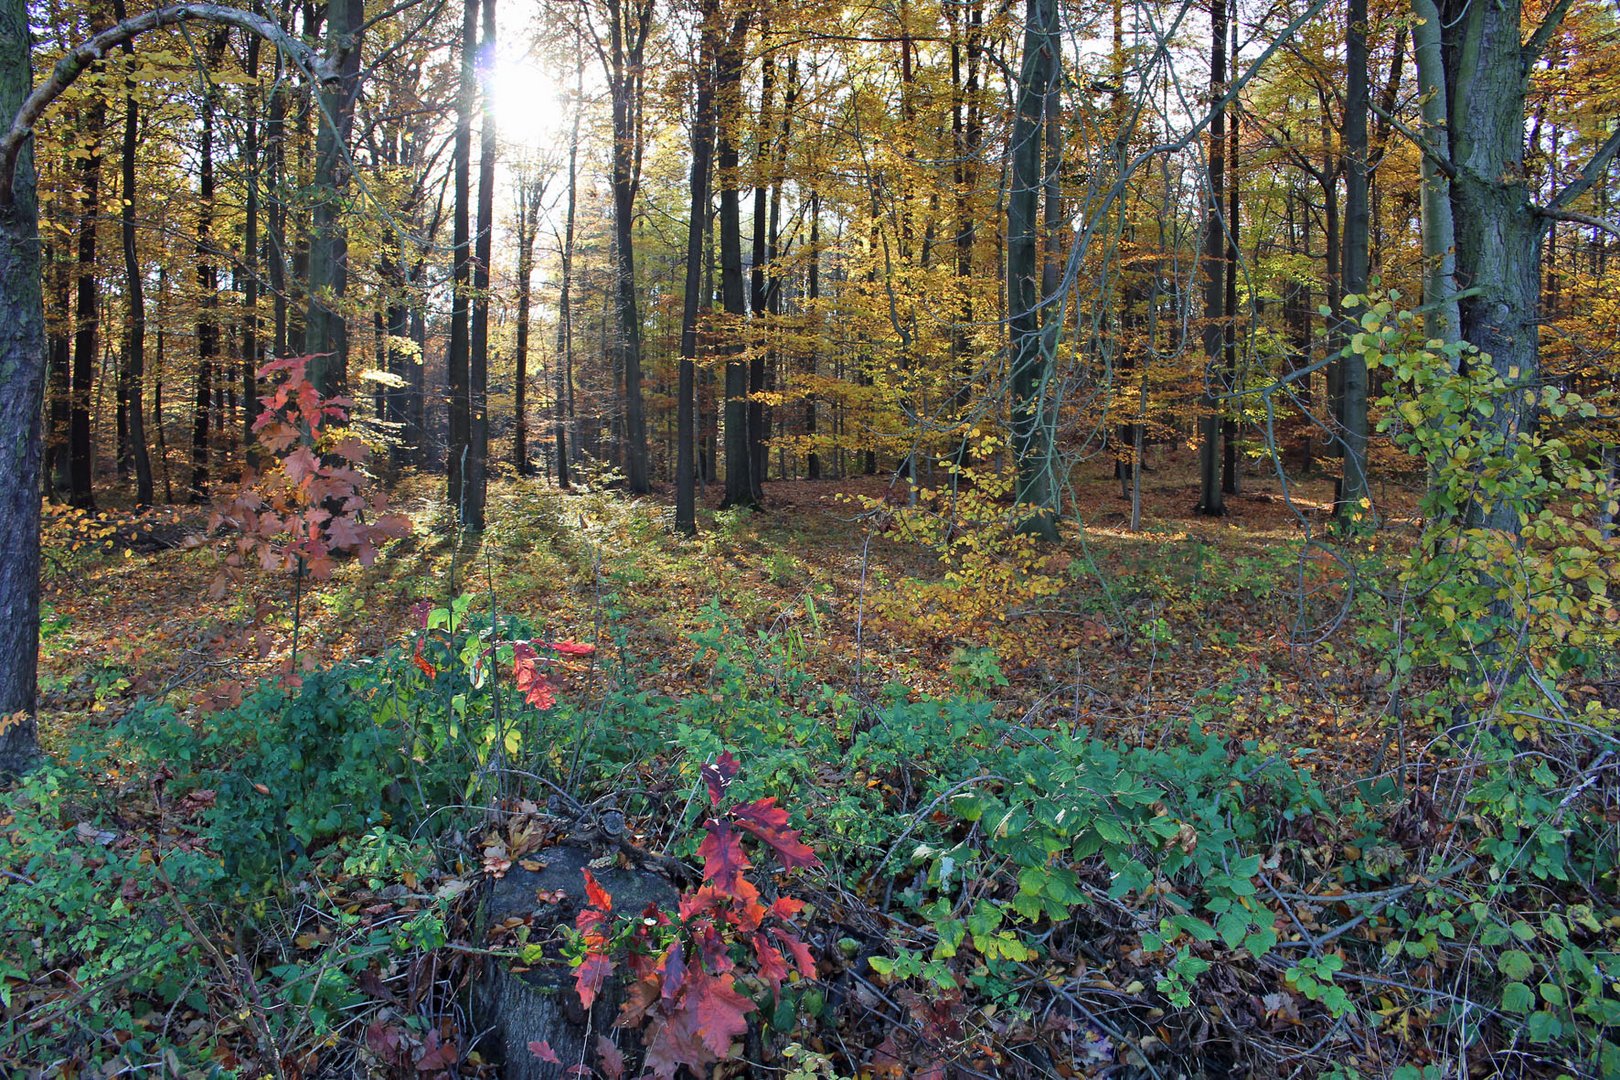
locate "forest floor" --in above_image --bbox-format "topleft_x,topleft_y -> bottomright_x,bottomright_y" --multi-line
39,445 -> 1417,787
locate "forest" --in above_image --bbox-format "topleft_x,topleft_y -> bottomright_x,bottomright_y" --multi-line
2,0 -> 1619,1073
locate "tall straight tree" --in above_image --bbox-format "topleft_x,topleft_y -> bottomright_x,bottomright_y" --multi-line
1335,0 -> 1370,520
189,30 -> 226,503
716,9 -> 755,509
464,0 -> 497,528
304,0 -> 364,397
114,0 -> 151,505
676,0 -> 721,534
0,0 -> 43,774
1006,0 -> 1060,539
554,62 -> 582,490
1194,0 -> 1227,516
67,7 -> 107,510
597,0 -> 654,493
512,166 -> 547,474
447,0 -> 477,517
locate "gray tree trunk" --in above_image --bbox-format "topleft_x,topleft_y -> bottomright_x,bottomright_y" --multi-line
0,0 -> 44,776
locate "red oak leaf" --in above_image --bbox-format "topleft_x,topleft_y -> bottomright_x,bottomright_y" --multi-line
730,797 -> 820,870
697,820 -> 751,894
702,752 -> 740,807
582,869 -> 612,913
546,640 -> 596,657
527,1040 -> 562,1065
773,927 -> 817,978
575,951 -> 614,1010
686,968 -> 755,1058
595,1037 -> 626,1080
751,932 -> 792,996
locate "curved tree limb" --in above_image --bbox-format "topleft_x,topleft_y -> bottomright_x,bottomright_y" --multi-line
0,3 -> 334,206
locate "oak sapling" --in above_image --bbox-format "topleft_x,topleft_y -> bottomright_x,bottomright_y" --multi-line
198,357 -> 411,669
563,752 -> 820,1079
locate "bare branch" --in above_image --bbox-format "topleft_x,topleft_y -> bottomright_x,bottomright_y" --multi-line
1547,124 -> 1620,212
1537,203 -> 1620,238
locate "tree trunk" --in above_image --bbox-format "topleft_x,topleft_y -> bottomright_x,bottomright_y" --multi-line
1006,0 -> 1060,538
677,0 -> 719,534
0,0 -> 45,774
555,63 -> 581,490
717,11 -> 756,510
304,0 -> 363,398
447,0 -> 477,516
1336,0 -> 1371,520
115,0 -> 151,504
465,0 -> 496,527
607,0 -> 652,494
1195,0 -> 1227,516
189,32 -> 224,503
513,169 -> 542,475
69,83 -> 105,510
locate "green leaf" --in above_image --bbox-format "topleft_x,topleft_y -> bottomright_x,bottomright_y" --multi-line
1498,949 -> 1534,982
1500,982 -> 1534,1013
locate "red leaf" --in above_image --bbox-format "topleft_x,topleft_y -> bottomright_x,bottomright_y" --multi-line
575,951 -> 614,1010
702,752 -> 740,807
412,643 -> 437,680
751,932 -> 791,996
582,869 -> 612,912
730,797 -> 820,870
547,639 -> 596,657
595,1036 -> 626,1079
660,939 -> 687,1004
687,969 -> 755,1058
697,820 -> 751,894
527,1040 -> 563,1065
773,927 -> 817,978
768,896 -> 806,921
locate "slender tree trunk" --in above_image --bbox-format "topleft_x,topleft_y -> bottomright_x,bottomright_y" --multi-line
677,0 -> 720,534
1336,0 -> 1371,520
554,63 -> 581,490
241,33 -> 260,454
304,0 -> 363,397
1195,0 -> 1227,516
464,0 -> 497,527
1221,9 -> 1240,497
447,0 -> 477,515
513,169 -> 542,474
189,32 -> 225,503
717,11 -> 756,509
606,0 -> 653,493
0,0 -> 45,773
69,85 -> 105,509
114,0 -> 151,504
1006,0 -> 1060,537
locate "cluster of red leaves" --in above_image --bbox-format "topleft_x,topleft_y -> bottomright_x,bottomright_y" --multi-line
510,639 -> 595,710
565,753 -> 820,1079
204,357 -> 410,597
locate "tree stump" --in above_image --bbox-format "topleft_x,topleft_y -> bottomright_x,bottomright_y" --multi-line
475,843 -> 678,1079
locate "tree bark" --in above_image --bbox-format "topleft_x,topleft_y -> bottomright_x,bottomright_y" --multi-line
447,0 -> 477,516
1006,0 -> 1060,538
1195,0 -> 1227,516
465,0 -> 496,527
677,0 -> 720,534
0,0 -> 45,774
114,0 -> 151,505
1336,0 -> 1371,520
304,0 -> 363,398
717,11 -> 756,510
